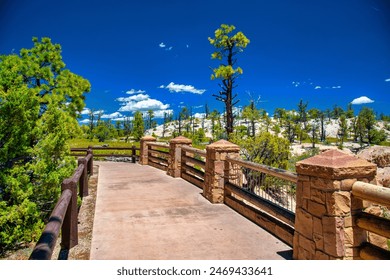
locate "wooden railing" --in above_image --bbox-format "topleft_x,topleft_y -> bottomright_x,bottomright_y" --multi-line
147,142 -> 169,171
71,146 -> 139,163
180,146 -> 206,189
351,181 -> 390,260
29,150 -> 93,260
224,156 -> 298,246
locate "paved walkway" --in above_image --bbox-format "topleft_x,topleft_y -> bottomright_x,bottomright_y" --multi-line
90,162 -> 292,260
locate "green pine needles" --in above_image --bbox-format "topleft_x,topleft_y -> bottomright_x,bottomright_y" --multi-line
0,37 -> 90,253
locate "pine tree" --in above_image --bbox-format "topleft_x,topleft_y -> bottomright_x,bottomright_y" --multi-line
132,111 -> 144,141
209,24 -> 250,138
0,37 -> 90,250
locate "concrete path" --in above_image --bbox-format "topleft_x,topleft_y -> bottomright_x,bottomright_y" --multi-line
90,162 -> 292,260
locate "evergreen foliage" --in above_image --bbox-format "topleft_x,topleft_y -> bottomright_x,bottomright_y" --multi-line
0,37 -> 90,252
132,111 -> 144,140
209,24 -> 250,138
230,132 -> 290,169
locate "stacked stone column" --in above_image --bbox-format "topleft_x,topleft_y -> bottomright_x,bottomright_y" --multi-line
293,150 -> 377,260
139,136 -> 156,165
167,136 -> 192,178
204,140 -> 240,203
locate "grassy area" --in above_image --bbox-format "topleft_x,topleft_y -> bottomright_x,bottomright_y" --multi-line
69,138 -> 141,158
69,138 -> 140,148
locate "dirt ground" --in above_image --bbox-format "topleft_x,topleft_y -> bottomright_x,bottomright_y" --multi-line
2,165 -> 99,260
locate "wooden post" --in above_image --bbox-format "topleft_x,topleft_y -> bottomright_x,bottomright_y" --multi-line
61,178 -> 78,249
132,145 -> 136,163
78,158 -> 88,197
87,147 -> 93,176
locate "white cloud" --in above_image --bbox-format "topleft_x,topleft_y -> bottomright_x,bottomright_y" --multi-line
385,78 -> 390,82
80,108 -> 90,115
117,93 -> 150,103
314,86 -> 321,90
127,99 -> 169,111
186,44 -> 189,48
152,109 -> 174,119
332,86 -> 341,89
292,81 -> 300,87
112,116 -> 133,122
117,93 -> 170,116
193,113 -> 206,119
126,89 -> 146,95
94,110 -> 105,115
79,119 -> 90,124
159,42 -> 173,51
161,82 -> 206,94
351,96 -> 375,105
101,112 -> 123,119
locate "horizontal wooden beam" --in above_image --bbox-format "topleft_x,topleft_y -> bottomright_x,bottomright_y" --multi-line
182,154 -> 206,170
225,182 -> 295,227
352,181 -> 390,208
181,172 -> 204,189
224,194 -> 294,247
226,156 -> 298,183
146,142 -> 169,149
182,164 -> 205,180
359,242 -> 390,260
356,212 -> 390,239
71,147 -> 139,151
29,189 -> 72,260
181,146 -> 207,157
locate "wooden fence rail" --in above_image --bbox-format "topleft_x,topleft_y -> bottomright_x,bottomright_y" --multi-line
223,156 -> 297,247
147,142 -> 169,171
70,146 -> 139,163
351,181 -> 390,260
180,146 -> 206,189
29,150 -> 93,260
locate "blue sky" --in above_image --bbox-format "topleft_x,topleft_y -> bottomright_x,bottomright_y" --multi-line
1,0 -> 389,123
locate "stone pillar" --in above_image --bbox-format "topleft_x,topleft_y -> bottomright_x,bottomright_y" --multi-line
139,136 -> 156,165
204,140 -> 240,203
293,150 -> 377,260
167,136 -> 192,178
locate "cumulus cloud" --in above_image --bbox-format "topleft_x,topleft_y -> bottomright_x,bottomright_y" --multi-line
385,78 -> 390,82
117,93 -> 171,118
314,86 -> 321,90
159,42 -> 166,48
80,108 -> 90,115
101,112 -> 123,119
332,86 -> 341,89
152,109 -> 174,119
123,99 -> 169,111
193,113 -> 206,119
117,93 -> 150,103
351,96 -> 375,105
79,119 -> 90,124
126,89 -> 146,95
160,82 -> 206,94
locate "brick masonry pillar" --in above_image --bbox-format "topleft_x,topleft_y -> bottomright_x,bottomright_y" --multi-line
139,136 -> 156,165
167,136 -> 192,178
204,140 -> 240,204
294,149 -> 377,260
